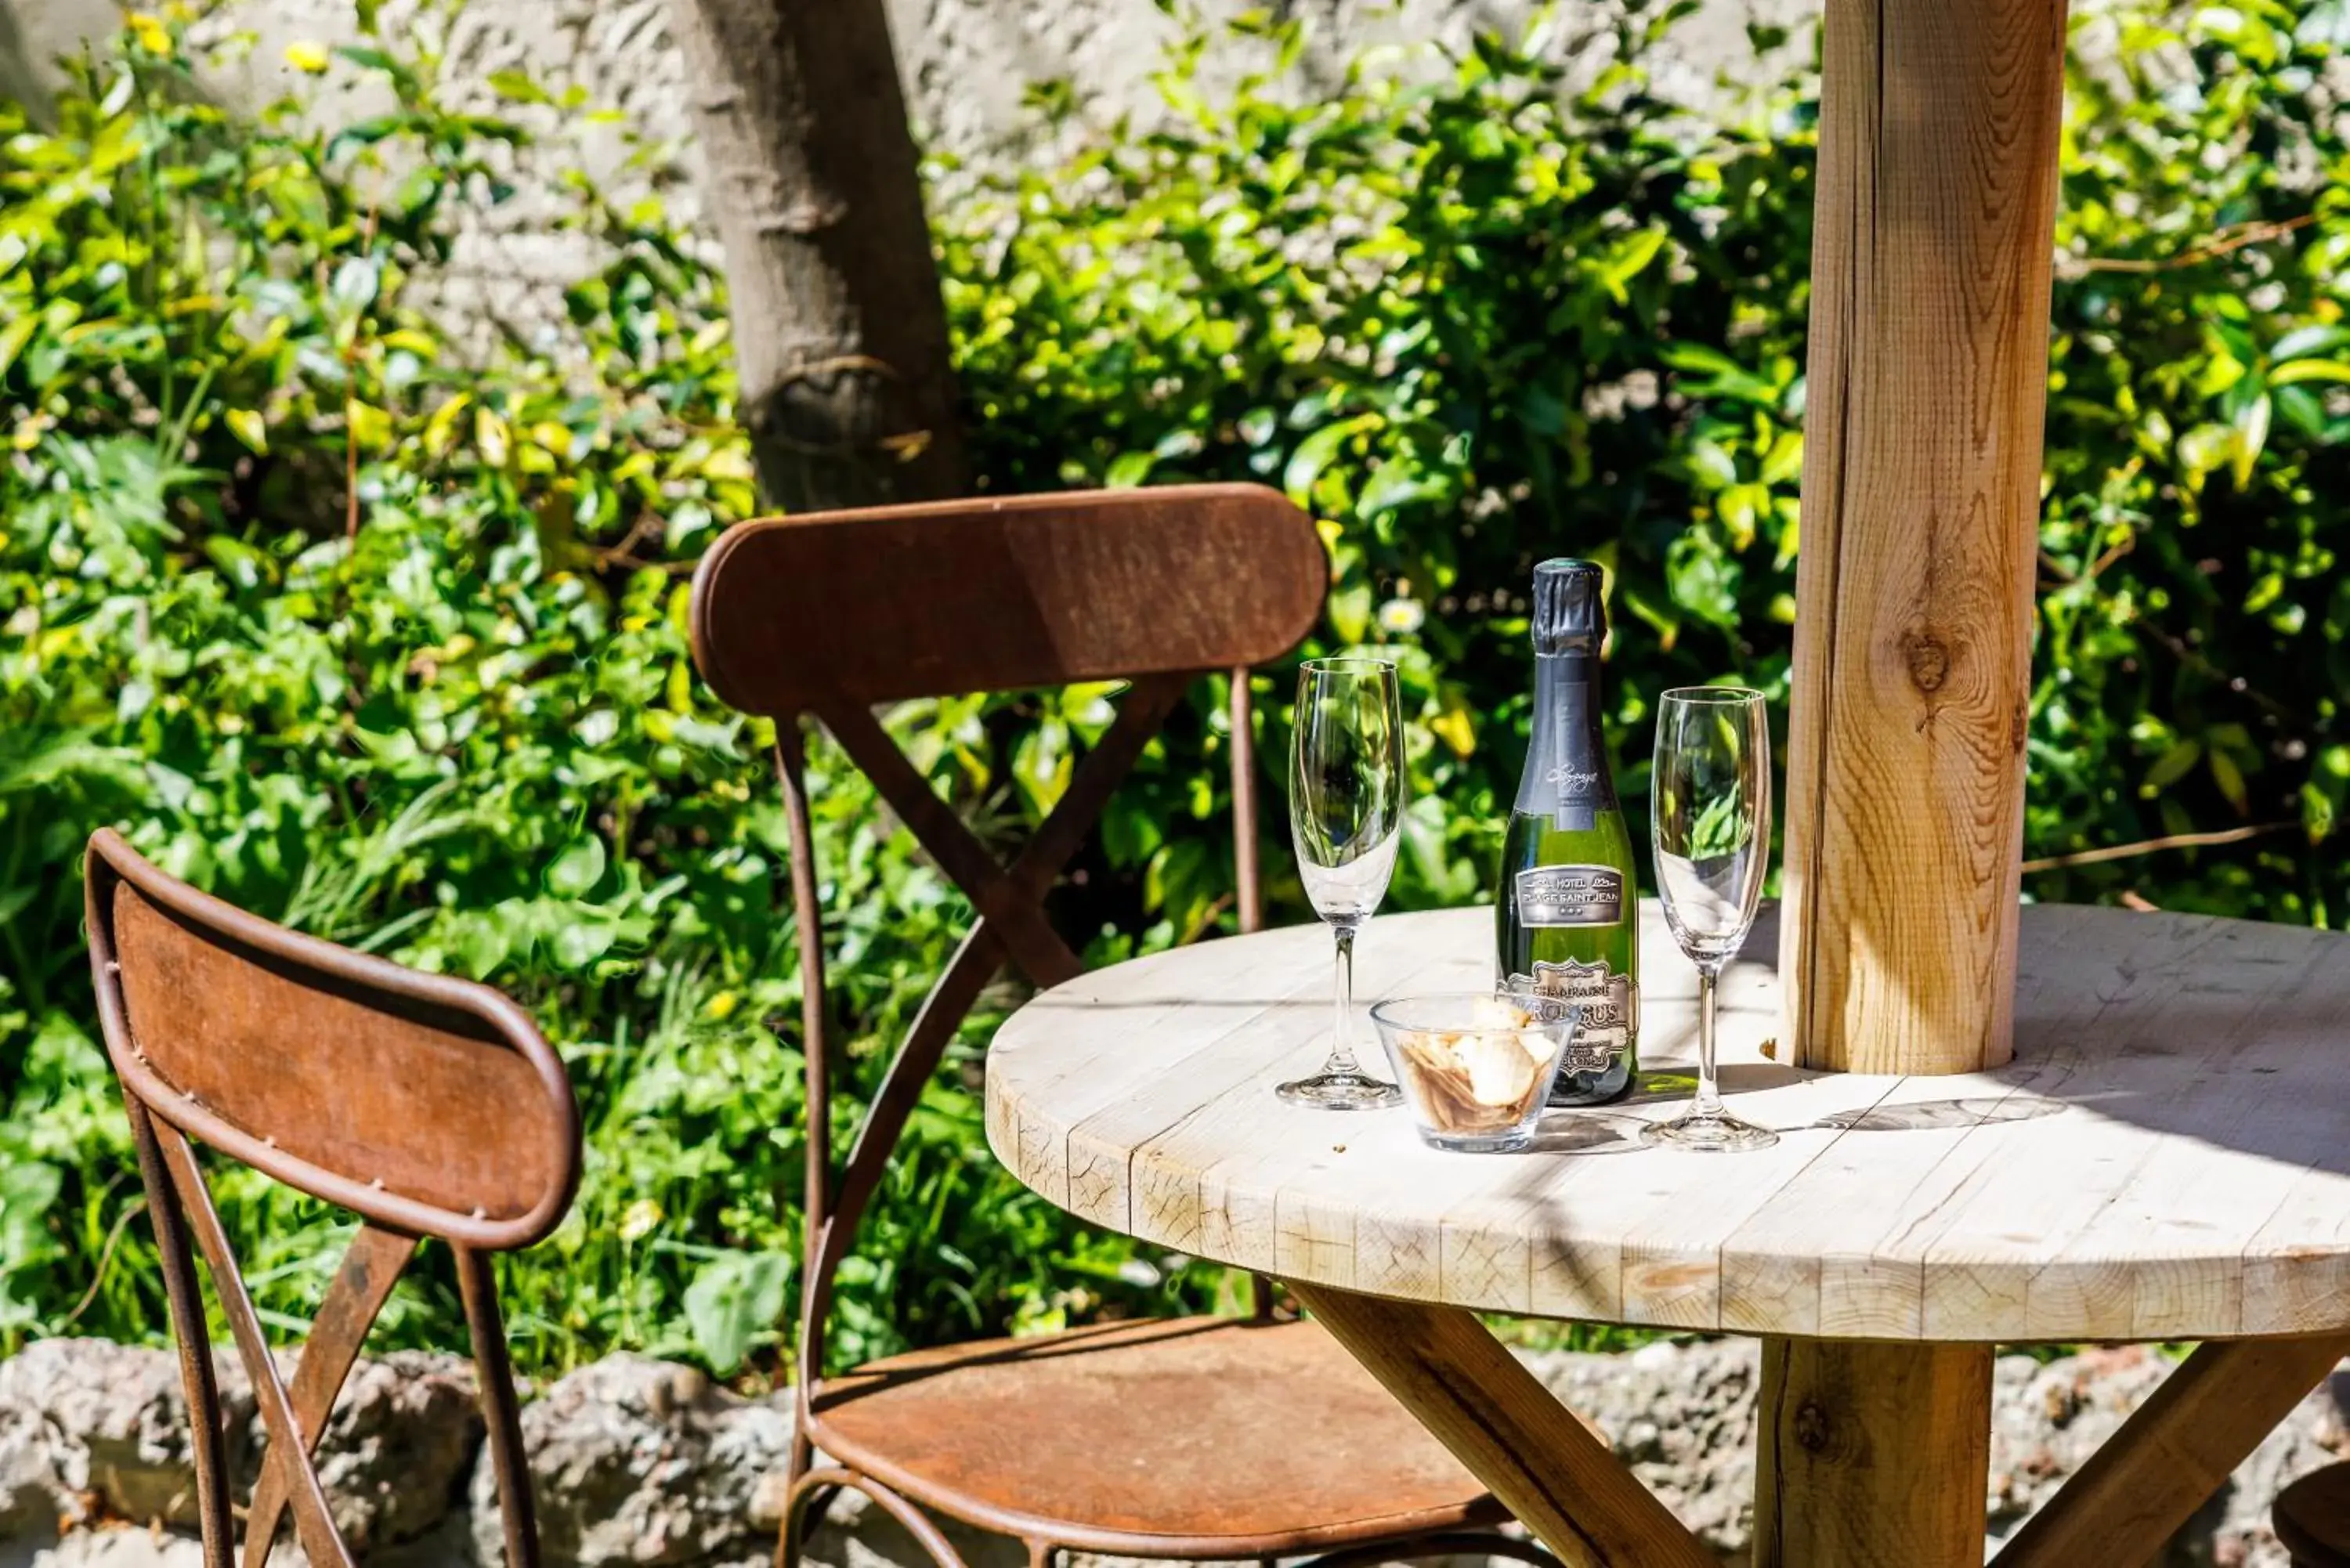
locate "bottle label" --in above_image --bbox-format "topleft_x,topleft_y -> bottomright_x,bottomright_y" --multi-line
1509,958 -> 1636,1073
1515,864 -> 1625,927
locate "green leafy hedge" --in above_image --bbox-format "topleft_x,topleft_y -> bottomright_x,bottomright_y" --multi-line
4,0 -> 2346,1377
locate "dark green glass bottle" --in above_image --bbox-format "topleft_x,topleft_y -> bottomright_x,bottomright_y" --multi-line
1495,559 -> 1639,1105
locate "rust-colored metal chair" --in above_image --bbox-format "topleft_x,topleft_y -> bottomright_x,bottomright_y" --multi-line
691,484 -> 1549,1568
84,829 -> 580,1568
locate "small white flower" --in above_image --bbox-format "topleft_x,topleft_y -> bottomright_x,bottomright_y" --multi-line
1377,597 -> 1426,635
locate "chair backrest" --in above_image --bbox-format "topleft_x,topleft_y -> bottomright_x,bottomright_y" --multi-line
690,483 -> 1329,715
689,483 -> 1325,1396
83,829 -> 580,1568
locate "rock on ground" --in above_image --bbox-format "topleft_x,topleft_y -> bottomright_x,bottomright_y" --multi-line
1985,1346 -> 2350,1566
2,1335 -> 2348,1568
0,1339 -> 249,1532
472,1355 -> 794,1568
0,1339 -> 476,1552
300,1352 -> 483,1554
1530,1339 -> 1761,1556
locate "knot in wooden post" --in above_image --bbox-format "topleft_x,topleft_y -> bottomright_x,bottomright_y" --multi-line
1899,627 -> 1951,695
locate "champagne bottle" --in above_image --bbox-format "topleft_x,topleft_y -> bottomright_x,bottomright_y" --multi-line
1495,558 -> 1639,1105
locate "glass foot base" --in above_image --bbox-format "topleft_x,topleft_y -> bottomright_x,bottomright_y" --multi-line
1641,1111 -> 1778,1152
1416,1127 -> 1531,1154
1277,1071 -> 1402,1111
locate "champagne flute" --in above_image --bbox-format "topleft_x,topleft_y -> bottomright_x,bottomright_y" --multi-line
1278,657 -> 1405,1109
1644,687 -> 1777,1151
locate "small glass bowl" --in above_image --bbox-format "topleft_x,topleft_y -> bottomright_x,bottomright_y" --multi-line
1369,992 -> 1585,1153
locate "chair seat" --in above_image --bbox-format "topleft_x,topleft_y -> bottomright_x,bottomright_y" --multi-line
808,1315 -> 1512,1553
2278,1462 -> 2350,1566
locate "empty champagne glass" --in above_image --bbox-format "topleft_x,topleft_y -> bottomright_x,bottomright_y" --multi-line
1644,687 -> 1777,1151
1279,657 -> 1405,1109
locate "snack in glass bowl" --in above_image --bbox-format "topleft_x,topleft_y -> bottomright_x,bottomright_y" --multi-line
1369,992 -> 1585,1152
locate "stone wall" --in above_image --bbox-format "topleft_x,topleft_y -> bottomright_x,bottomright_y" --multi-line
3,1335 -> 2345,1568
2,0 -> 1806,157
0,0 -> 1808,352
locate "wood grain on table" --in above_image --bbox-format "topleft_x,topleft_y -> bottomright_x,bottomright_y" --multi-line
987,901 -> 2350,1342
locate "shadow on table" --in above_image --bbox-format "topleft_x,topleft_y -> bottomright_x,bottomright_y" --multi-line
1810,1097 -> 2068,1133
1677,899 -> 2350,1178
1543,1078 -> 2069,1142
1523,1111 -> 1650,1156
1619,1062 -> 1807,1106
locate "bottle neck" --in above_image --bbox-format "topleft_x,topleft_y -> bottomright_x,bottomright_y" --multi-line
1518,650 -> 1613,831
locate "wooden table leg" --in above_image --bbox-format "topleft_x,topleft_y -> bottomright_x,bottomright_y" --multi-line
1993,1335 -> 2350,1567
1754,1337 -> 1994,1568
1288,1283 -> 1714,1568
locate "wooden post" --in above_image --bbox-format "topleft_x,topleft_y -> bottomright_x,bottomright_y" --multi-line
1778,0 -> 2070,1073
1754,1338 -> 1994,1568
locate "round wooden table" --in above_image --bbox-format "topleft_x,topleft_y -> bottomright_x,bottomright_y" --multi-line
985,901 -> 2350,1568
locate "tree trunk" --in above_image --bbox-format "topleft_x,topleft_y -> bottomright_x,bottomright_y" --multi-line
667,0 -> 968,512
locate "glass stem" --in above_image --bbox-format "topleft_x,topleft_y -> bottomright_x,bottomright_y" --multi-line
1694,961 -> 1724,1118
1323,921 -> 1361,1076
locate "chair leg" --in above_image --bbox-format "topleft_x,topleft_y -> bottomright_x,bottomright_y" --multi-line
777,1469 -> 815,1568
1292,1530 -> 1562,1568
783,1465 -> 971,1568
1024,1540 -> 1055,1568
776,1426 -> 815,1568
782,1482 -> 841,1568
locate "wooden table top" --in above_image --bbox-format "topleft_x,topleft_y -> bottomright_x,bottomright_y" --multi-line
985,901 -> 2350,1342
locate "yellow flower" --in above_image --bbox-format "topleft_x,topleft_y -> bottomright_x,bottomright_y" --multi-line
224,409 -> 268,454
128,13 -> 172,53
474,405 -> 511,467
283,40 -> 331,74
1429,704 -> 1476,758
616,1199 -> 663,1244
